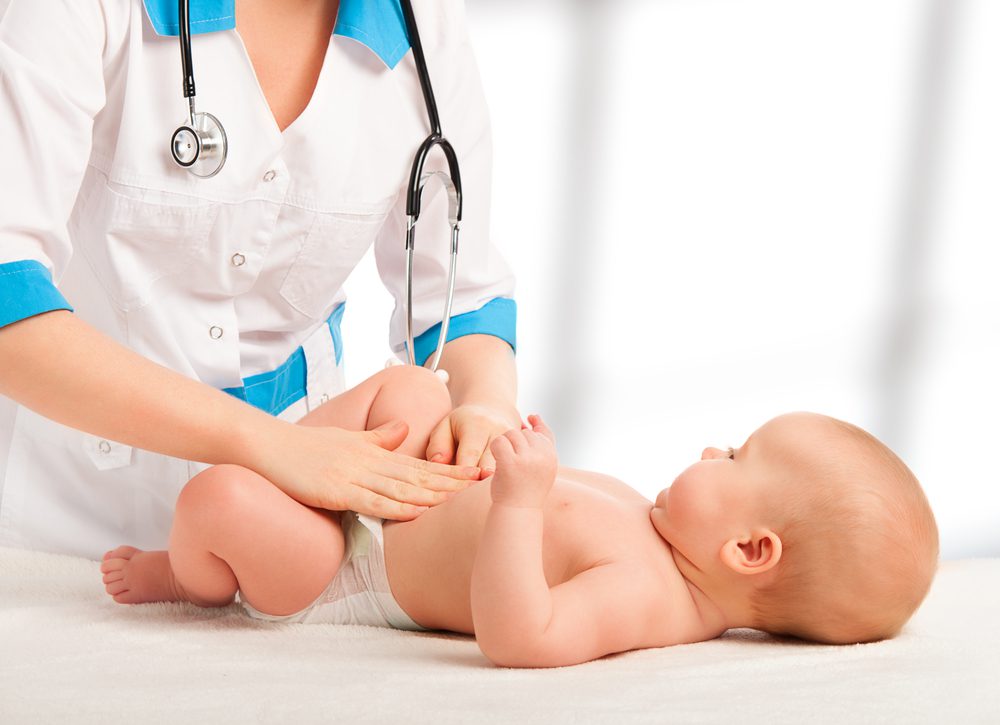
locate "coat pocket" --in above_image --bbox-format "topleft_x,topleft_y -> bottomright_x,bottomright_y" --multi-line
80,182 -> 220,310
279,210 -> 388,320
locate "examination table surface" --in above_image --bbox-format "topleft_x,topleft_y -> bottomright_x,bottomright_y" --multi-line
0,549 -> 997,723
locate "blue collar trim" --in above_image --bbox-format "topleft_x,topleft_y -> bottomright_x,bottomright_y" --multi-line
142,0 -> 411,69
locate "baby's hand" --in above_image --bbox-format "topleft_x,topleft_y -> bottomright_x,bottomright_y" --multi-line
488,415 -> 558,509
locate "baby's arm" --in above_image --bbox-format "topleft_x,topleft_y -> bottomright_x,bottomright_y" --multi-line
470,417 -> 648,668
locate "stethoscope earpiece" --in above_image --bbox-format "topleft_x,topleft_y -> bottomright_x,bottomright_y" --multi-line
170,112 -> 227,178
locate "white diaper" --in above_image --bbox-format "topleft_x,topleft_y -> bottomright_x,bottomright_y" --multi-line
240,511 -> 426,631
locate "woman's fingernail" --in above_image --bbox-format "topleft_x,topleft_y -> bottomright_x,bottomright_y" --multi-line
430,453 -> 444,463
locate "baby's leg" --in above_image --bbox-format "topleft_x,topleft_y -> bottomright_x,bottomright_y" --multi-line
297,365 -> 451,458
102,366 -> 448,612
102,464 -> 345,616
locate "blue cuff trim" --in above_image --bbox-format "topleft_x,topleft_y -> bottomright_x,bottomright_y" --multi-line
142,0 -> 411,69
410,298 -> 517,367
0,260 -> 74,328
223,303 -> 345,416
142,0 -> 235,36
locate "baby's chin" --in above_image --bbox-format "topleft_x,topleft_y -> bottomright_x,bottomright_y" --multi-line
654,487 -> 670,509
648,502 -> 670,539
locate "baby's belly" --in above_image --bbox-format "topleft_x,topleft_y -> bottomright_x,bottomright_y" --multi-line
381,477 -> 621,633
382,480 -> 492,632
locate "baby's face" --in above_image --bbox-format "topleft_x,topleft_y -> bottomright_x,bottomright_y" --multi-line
649,414 -> 815,570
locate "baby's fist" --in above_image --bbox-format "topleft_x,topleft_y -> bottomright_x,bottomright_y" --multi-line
488,415 -> 558,508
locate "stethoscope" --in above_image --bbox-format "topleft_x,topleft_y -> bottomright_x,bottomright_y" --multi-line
168,0 -> 462,373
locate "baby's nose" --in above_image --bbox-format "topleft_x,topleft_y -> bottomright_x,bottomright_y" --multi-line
701,447 -> 728,460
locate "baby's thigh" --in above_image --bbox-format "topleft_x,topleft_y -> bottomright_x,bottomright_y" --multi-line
174,465 -> 346,615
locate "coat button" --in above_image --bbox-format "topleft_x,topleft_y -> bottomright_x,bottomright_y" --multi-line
209,326 -> 224,339
231,253 -> 246,267
98,440 -> 111,454
262,170 -> 277,182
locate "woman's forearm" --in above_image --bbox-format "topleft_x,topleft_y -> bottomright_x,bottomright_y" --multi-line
0,310 -> 285,467
434,334 -> 516,409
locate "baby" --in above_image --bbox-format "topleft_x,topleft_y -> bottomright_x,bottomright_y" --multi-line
101,366 -> 939,667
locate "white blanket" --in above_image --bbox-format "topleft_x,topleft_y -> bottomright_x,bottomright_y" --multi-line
0,549 -> 997,724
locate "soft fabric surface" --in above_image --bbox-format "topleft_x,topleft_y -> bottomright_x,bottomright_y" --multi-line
0,550 -> 997,724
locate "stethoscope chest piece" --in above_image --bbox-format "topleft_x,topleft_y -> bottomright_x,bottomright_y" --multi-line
170,112 -> 227,178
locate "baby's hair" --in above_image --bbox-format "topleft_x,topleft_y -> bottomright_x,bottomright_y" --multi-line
748,416 -> 939,644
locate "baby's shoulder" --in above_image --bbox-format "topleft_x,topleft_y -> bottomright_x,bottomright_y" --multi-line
556,466 -> 651,505
596,532 -> 723,647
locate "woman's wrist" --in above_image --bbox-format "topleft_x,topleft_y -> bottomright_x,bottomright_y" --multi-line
437,335 -> 517,409
221,404 -> 291,474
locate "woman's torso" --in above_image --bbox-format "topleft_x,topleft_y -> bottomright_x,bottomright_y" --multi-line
0,0 -> 501,558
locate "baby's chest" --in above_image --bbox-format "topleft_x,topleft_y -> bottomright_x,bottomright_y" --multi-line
540,491 -> 647,585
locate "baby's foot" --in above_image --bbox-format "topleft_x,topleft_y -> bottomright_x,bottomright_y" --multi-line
101,546 -> 187,605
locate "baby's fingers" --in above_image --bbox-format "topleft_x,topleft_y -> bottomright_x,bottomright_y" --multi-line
503,428 -> 528,454
527,414 -> 556,444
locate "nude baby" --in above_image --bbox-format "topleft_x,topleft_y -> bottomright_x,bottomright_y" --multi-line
101,366 -> 939,668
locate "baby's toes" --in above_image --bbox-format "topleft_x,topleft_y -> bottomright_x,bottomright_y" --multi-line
105,578 -> 129,597
104,545 -> 139,562
100,556 -> 127,575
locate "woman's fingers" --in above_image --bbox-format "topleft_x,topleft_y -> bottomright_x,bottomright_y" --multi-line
455,428 -> 491,469
365,419 -> 410,451
267,426 -> 479,515
425,416 -> 456,464
376,454 -> 480,493
351,487 -> 432,521
477,446 -> 497,476
359,472 -> 451,508
444,404 -> 523,472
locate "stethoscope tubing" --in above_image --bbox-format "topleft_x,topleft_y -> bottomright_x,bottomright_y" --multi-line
171,0 -> 461,370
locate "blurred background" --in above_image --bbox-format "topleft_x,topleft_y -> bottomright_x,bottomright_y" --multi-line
343,0 -> 999,559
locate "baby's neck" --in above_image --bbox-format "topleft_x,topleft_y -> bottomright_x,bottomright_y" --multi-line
668,544 -> 755,635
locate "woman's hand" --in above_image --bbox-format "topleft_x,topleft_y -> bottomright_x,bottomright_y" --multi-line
246,418 -> 481,521
425,401 -> 522,474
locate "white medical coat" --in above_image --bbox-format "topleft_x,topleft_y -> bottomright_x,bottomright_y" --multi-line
0,0 -> 515,558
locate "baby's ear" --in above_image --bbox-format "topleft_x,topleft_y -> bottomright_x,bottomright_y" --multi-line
719,528 -> 782,575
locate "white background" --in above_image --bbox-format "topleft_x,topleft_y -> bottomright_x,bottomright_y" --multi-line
342,0 -> 999,559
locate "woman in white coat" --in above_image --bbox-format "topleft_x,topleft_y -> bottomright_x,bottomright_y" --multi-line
0,0 -> 519,559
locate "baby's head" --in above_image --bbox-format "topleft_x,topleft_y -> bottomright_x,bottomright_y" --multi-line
650,412 -> 939,644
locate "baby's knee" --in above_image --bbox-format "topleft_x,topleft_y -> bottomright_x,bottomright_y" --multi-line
376,365 -> 451,415
175,464 -> 259,527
